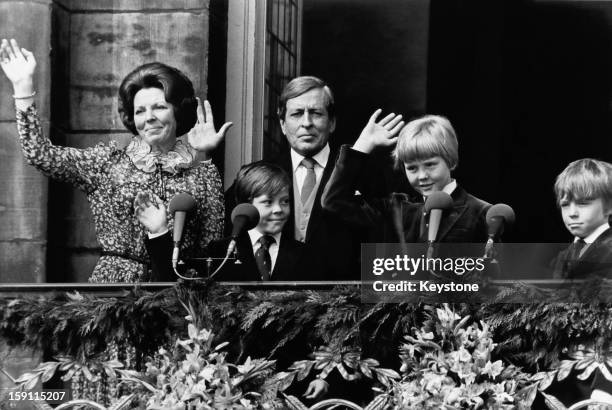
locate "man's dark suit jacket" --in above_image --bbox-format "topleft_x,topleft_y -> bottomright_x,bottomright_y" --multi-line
145,231 -> 305,281
277,147 -> 373,280
321,146 -> 491,244
552,227 -> 612,279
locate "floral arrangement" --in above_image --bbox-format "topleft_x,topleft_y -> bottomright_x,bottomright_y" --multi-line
7,302 -> 287,409
3,285 -> 612,408
379,304 -> 535,409
138,303 -> 283,409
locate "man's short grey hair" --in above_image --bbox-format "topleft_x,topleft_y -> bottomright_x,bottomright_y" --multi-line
277,76 -> 335,120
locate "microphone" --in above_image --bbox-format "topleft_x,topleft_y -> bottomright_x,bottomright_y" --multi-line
484,203 -> 515,258
424,191 -> 453,242
169,193 -> 197,269
227,203 -> 260,257
423,192 -> 453,259
486,203 -> 515,240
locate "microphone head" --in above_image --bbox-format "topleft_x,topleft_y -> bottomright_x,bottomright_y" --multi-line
169,193 -> 197,213
486,203 -> 516,227
424,191 -> 453,212
231,203 -> 260,230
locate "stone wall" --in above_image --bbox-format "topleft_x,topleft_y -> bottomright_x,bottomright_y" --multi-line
0,0 -> 53,283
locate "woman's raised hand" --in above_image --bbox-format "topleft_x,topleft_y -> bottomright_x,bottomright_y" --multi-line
187,98 -> 233,158
0,39 -> 36,93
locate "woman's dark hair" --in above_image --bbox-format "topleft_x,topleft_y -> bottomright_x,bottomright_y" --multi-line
118,62 -> 197,136
234,161 -> 291,204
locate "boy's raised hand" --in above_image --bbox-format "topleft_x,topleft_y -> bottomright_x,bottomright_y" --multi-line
353,109 -> 404,154
134,192 -> 168,235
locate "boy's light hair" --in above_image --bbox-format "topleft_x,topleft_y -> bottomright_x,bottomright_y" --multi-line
554,158 -> 612,207
392,115 -> 459,170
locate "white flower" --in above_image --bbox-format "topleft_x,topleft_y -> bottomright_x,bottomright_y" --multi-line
482,360 -> 503,379
199,366 -> 215,382
436,305 -> 460,327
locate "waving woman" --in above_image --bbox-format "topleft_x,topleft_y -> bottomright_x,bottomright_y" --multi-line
0,38 -> 231,282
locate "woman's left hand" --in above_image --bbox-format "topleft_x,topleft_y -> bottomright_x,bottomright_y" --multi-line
187,98 -> 233,157
134,192 -> 168,235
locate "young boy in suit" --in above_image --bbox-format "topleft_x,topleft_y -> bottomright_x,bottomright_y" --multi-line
552,158 -> 612,280
547,159 -> 612,409
322,113 -> 491,244
137,161 -> 305,281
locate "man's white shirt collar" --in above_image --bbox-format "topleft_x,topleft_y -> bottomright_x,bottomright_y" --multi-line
290,144 -> 330,172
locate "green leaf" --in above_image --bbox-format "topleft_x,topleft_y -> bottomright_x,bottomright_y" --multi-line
556,360 -> 575,381
60,367 -> 78,381
359,362 -> 373,379
541,392 -> 568,410
41,362 -> 60,382
14,372 -> 36,383
81,366 -> 95,382
373,367 -> 400,379
23,375 -> 40,390
109,393 -> 136,410
537,371 -> 556,392
576,362 -> 598,380
275,372 -> 296,392
515,384 -> 538,407
120,376 -> 157,393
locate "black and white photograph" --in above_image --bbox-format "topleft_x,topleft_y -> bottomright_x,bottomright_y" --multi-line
1,0 -> 612,408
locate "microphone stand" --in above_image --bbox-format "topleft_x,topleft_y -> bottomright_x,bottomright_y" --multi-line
425,241 -> 446,279
483,235 -> 502,265
172,256 -> 237,280
426,240 -> 436,259
172,241 -> 180,270
483,237 -> 495,260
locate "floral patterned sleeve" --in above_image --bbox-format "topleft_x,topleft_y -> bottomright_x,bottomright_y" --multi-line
15,104 -> 113,192
197,161 -> 225,250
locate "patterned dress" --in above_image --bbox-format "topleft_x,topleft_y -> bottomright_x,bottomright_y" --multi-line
16,105 -> 224,283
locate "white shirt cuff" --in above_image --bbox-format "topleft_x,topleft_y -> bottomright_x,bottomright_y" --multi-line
148,229 -> 169,239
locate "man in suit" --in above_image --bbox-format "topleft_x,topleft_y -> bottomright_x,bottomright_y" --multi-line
223,76 -> 405,280
274,76 -> 387,280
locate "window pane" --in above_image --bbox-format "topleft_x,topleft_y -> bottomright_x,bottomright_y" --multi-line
264,0 -> 300,160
